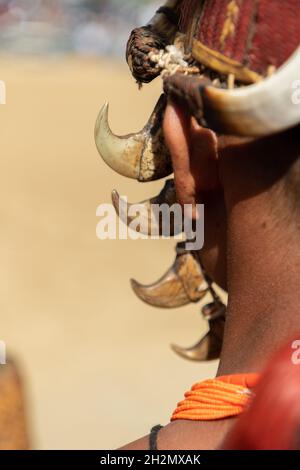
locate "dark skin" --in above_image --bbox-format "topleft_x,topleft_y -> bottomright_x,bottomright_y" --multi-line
120,102 -> 300,450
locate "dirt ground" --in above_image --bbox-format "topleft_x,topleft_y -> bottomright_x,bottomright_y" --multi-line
0,56 -> 218,449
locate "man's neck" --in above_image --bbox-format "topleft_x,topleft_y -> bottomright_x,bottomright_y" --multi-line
218,135 -> 300,375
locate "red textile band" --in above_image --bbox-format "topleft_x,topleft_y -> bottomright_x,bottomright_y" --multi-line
179,0 -> 300,75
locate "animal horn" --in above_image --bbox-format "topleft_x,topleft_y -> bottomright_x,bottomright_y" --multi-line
112,179 -> 183,236
94,94 -> 172,182
201,47 -> 300,137
171,302 -> 226,361
131,244 -> 208,308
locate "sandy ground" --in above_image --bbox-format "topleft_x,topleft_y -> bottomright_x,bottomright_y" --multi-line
0,56 -> 218,449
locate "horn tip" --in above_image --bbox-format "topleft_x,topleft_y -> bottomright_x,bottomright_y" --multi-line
111,189 -> 119,201
171,342 -> 208,362
170,343 -> 183,354
97,101 -> 109,118
130,278 -> 140,291
130,278 -> 148,302
95,101 -> 109,137
170,343 -> 191,360
111,189 -> 120,214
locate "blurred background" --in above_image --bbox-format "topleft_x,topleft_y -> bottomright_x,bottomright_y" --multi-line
0,0 -> 162,56
0,0 -> 219,449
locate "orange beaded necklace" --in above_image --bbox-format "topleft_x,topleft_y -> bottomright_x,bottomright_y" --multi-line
171,374 -> 260,421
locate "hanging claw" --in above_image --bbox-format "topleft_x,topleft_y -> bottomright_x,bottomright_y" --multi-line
112,179 -> 183,236
171,301 -> 226,361
131,243 -> 208,308
95,94 -> 172,182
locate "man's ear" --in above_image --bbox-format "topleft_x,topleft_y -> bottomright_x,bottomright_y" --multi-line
163,101 -> 197,208
163,100 -> 191,162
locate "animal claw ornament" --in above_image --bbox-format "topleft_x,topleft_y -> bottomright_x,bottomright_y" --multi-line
171,301 -> 226,361
111,179 -> 183,237
94,94 -> 172,182
131,242 -> 208,308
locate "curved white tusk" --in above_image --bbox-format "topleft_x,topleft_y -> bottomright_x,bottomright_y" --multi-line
94,94 -> 172,182
202,47 -> 300,137
111,179 -> 183,236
